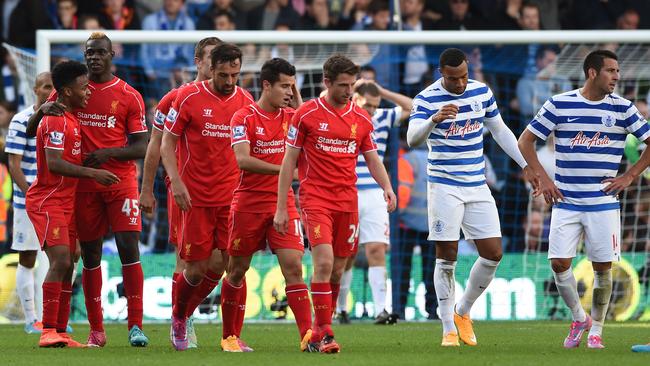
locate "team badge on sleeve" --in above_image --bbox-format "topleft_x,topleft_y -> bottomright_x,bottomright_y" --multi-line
166,107 -> 178,123
232,125 -> 246,139
287,125 -> 297,140
49,131 -> 64,146
154,110 -> 165,125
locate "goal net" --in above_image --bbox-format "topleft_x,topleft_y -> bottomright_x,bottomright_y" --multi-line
1,30 -> 648,324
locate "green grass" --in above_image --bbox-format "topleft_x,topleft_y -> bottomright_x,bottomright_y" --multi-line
3,322 -> 650,365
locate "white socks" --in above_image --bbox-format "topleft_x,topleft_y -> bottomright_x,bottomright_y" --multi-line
16,264 -> 37,323
434,259 -> 457,334
368,266 -> 387,315
553,268 -> 586,322
34,250 -> 49,320
589,269 -> 612,337
456,257 -> 500,316
336,269 -> 353,313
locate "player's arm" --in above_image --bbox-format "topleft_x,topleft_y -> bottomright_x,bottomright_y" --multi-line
139,127 -> 163,215
25,102 -> 67,137
273,146 -> 300,234
7,154 -> 29,193
160,130 -> 191,211
44,148 -> 119,185
518,129 -> 562,204
406,103 -> 458,147
483,113 -> 531,172
362,150 -> 397,213
83,132 -> 148,168
603,136 -> 650,195
233,142 -> 281,175
377,83 -> 413,121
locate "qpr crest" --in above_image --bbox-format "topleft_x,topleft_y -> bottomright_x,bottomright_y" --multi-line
433,219 -> 445,234
601,115 -> 615,127
471,100 -> 481,112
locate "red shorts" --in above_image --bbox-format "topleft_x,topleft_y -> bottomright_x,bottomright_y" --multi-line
75,188 -> 142,242
27,209 -> 76,250
228,211 -> 304,257
167,187 -> 181,246
179,206 -> 229,261
301,209 -> 359,258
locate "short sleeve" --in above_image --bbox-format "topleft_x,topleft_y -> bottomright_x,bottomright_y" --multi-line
527,99 -> 559,141
42,116 -> 66,150
484,87 -> 501,121
286,110 -> 307,149
230,109 -> 251,146
5,118 -> 28,155
360,119 -> 377,153
623,103 -> 650,141
153,91 -> 175,131
166,94 -> 191,136
409,93 -> 436,122
126,88 -> 148,134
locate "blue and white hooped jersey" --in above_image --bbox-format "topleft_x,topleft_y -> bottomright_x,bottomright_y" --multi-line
527,89 -> 650,212
356,106 -> 401,190
5,105 -> 37,209
410,78 -> 500,187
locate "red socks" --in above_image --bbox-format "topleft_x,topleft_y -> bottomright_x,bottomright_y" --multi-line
82,266 -> 104,332
330,282 -> 340,315
310,282 -> 333,341
235,278 -> 247,337
171,272 -> 180,308
122,262 -> 144,330
220,278 -> 240,339
185,270 -> 221,318
56,282 -> 72,332
286,283 -> 312,338
173,271 -> 200,319
42,282 -> 62,329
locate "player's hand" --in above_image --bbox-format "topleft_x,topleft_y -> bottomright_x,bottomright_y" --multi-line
40,101 -> 66,116
91,169 -> 120,186
273,208 -> 289,234
384,189 -> 397,213
602,173 -> 635,196
536,174 -> 563,205
171,178 -> 192,211
522,166 -> 540,192
84,148 -> 113,168
139,190 -> 156,217
431,104 -> 458,123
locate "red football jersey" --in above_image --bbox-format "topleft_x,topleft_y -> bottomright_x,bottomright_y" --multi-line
166,81 -> 254,207
153,82 -> 198,131
286,97 -> 376,212
26,112 -> 82,212
230,104 -> 298,214
48,77 -> 147,192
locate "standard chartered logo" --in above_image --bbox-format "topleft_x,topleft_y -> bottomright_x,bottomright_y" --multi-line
346,141 -> 357,154
107,116 -> 116,128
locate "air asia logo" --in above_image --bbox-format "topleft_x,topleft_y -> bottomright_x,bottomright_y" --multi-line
110,100 -> 119,114
601,115 -> 615,127
203,108 -> 212,117
107,116 -> 116,128
445,120 -> 482,139
570,131 -> 611,149
318,122 -> 329,131
49,131 -> 64,146
256,126 -> 265,135
232,125 -> 246,139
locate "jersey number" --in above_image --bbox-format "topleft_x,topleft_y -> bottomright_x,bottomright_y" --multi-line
121,199 -> 140,217
348,224 -> 360,248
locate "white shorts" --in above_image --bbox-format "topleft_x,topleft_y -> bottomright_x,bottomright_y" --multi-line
11,207 -> 40,251
427,182 -> 501,241
358,188 -> 390,245
548,208 -> 621,262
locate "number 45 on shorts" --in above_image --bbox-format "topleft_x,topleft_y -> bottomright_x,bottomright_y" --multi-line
122,198 -> 140,225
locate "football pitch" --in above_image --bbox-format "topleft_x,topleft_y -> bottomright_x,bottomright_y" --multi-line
3,321 -> 650,365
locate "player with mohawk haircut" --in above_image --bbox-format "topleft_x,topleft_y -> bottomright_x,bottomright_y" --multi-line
27,32 -> 150,348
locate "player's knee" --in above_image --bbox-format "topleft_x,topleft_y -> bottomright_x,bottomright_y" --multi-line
282,264 -> 303,285
185,262 -> 208,284
550,260 -> 570,273
18,251 -> 37,268
227,265 -> 248,284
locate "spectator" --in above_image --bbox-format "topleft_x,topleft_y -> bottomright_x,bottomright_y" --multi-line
515,47 -> 571,120
434,0 -> 485,30
616,8 -> 639,30
78,14 -> 102,30
563,0 -> 625,29
1,0 -> 20,42
354,0 -> 396,90
54,0 -> 78,30
0,100 -> 16,140
8,0 -> 56,49
246,0 -> 300,30
359,64 -> 377,81
0,53 -> 18,108
334,0 -> 371,30
196,0 -> 245,30
400,0 -> 434,97
140,0 -> 196,98
300,0 -> 332,30
98,0 -> 141,31
392,145 -> 437,320
488,0 -> 523,30
213,9 -> 236,30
